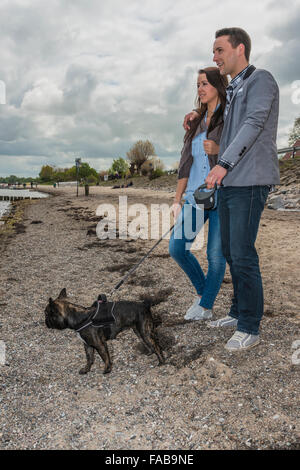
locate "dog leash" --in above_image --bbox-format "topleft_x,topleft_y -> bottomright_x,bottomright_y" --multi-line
108,191 -> 212,297
107,224 -> 175,297
76,223 -> 176,334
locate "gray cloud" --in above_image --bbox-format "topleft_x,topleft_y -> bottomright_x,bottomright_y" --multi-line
258,9 -> 300,85
0,0 -> 299,176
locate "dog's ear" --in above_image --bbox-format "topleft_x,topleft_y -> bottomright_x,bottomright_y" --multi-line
49,297 -> 54,305
58,288 -> 67,300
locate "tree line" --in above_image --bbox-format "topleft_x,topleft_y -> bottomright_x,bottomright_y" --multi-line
38,140 -> 166,183
3,117 -> 298,184
0,140 -> 164,184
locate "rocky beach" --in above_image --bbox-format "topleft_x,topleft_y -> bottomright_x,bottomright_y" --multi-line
0,182 -> 299,450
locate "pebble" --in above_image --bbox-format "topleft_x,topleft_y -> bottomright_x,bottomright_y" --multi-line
0,185 -> 299,451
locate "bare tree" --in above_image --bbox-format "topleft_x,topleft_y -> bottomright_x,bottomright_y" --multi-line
126,140 -> 156,173
288,116 -> 300,146
141,157 -> 164,176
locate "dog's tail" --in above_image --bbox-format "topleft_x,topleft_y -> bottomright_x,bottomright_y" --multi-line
140,288 -> 172,327
139,288 -> 172,309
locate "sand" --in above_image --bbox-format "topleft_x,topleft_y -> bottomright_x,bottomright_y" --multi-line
0,184 -> 299,450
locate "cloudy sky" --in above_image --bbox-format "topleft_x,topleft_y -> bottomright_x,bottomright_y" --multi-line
0,0 -> 299,177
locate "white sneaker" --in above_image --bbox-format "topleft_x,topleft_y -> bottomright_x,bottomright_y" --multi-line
225,331 -> 260,351
184,298 -> 212,321
209,315 -> 238,328
185,297 -> 200,320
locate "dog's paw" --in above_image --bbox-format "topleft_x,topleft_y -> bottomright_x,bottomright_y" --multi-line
79,367 -> 89,375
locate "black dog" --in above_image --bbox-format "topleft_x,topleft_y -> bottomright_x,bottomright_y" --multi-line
45,288 -> 165,375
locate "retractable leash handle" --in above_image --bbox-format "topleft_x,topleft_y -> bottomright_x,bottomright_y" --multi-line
196,182 -> 218,191
193,182 -> 218,210
108,224 -> 175,297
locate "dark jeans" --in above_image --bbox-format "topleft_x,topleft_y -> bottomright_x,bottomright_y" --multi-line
218,186 -> 270,335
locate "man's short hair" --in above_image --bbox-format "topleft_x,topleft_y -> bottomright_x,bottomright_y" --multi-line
215,27 -> 251,62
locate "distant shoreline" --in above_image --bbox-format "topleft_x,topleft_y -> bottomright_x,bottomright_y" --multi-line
0,197 -> 44,257
0,188 -> 50,237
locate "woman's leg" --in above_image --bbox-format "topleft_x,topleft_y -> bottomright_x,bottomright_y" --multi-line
169,203 -> 206,295
199,208 -> 226,310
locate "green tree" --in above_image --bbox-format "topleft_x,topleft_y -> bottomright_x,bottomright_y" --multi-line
53,170 -> 65,183
288,116 -> 300,146
65,166 -> 77,181
88,167 -> 99,181
78,163 -> 99,183
39,165 -> 54,182
109,158 -> 129,177
126,140 -> 156,173
149,168 -> 164,180
7,175 -> 18,184
86,174 -> 98,184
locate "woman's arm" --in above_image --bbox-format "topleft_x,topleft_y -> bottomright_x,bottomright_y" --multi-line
171,177 -> 188,220
174,177 -> 188,203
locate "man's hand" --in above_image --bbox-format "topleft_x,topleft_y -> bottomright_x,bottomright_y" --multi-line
205,165 -> 227,188
183,111 -> 199,131
203,140 -> 219,155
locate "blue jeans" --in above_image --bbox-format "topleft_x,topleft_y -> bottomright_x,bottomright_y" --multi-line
169,202 -> 226,310
218,186 -> 270,335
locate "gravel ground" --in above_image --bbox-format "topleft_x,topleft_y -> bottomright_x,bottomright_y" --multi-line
0,185 -> 299,450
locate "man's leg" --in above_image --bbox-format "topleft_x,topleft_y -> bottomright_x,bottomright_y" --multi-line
217,187 -> 239,320
226,186 -> 269,336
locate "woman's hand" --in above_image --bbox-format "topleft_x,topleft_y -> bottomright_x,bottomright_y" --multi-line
203,140 -> 219,155
183,111 -> 199,130
171,202 -> 182,221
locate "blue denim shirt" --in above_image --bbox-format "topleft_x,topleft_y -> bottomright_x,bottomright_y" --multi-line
184,107 -> 220,208
184,130 -> 210,206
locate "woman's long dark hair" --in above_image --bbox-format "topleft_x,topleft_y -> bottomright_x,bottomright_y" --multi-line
184,67 -> 228,142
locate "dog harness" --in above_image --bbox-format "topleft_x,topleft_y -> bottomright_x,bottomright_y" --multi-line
75,294 -> 116,333
75,223 -> 175,346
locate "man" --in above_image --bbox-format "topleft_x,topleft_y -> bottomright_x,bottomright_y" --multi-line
184,27 -> 280,351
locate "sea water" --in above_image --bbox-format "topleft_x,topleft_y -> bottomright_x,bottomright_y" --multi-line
0,189 -> 48,220
0,201 -> 11,219
0,189 -> 48,200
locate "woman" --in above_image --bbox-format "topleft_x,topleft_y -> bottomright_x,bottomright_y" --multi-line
169,67 -> 228,321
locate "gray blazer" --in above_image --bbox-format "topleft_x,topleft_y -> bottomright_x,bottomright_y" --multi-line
219,68 -> 280,186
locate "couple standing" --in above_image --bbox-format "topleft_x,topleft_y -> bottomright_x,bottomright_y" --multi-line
169,27 -> 280,351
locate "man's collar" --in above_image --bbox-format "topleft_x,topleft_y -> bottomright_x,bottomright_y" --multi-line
228,64 -> 251,87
